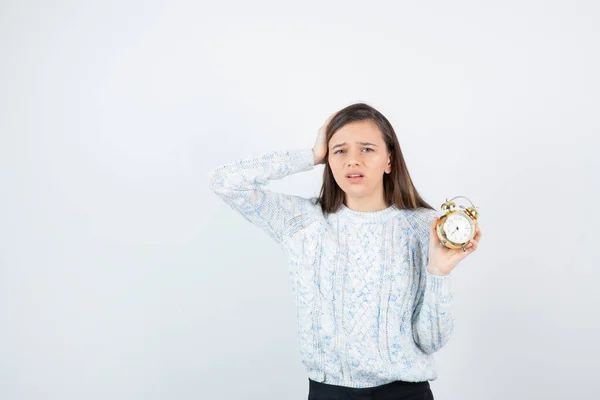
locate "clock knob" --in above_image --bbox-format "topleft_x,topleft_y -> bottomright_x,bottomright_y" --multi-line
464,206 -> 478,220
441,201 -> 456,211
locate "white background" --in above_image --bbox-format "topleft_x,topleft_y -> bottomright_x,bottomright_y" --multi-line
1,1 -> 598,399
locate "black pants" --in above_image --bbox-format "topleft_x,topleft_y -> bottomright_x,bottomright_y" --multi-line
308,378 -> 434,400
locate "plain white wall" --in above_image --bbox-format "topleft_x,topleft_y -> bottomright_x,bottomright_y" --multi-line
1,1 -> 598,399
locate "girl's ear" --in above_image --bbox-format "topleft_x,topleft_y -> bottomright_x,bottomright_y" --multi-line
385,155 -> 392,174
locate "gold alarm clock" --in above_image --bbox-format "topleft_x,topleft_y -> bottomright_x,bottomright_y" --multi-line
436,196 -> 479,252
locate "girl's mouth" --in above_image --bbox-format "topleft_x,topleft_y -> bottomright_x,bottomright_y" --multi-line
347,174 -> 364,183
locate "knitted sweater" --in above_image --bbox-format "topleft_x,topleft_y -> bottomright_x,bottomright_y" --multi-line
207,147 -> 454,388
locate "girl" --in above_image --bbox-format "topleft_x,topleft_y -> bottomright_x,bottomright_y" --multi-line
208,103 -> 482,399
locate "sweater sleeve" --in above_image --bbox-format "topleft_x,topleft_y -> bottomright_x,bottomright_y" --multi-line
409,208 -> 455,355
208,147 -> 316,244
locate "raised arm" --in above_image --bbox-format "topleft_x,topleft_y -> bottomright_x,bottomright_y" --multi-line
208,147 -> 317,244
408,208 -> 455,355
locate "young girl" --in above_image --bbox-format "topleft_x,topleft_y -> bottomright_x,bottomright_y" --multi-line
208,103 -> 482,400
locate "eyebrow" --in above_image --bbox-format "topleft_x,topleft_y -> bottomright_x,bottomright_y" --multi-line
330,141 -> 378,150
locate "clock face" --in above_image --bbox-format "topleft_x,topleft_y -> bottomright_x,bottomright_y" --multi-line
442,212 -> 474,244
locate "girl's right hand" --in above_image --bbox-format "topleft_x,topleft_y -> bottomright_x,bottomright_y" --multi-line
312,111 -> 338,165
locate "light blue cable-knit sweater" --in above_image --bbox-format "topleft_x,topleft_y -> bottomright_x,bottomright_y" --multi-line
208,147 -> 454,388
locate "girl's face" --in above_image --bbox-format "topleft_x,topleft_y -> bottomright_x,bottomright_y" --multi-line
327,120 -> 392,203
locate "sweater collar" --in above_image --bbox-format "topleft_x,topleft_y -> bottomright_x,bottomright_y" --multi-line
337,203 -> 400,223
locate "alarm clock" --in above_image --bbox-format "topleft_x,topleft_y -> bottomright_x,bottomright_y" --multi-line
435,196 -> 479,252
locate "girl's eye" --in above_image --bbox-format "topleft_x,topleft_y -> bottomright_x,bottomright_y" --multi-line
333,148 -> 373,154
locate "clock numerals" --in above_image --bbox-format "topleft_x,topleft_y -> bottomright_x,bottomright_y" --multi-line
442,213 -> 473,244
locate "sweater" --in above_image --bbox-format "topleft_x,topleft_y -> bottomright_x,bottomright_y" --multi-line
207,147 -> 454,388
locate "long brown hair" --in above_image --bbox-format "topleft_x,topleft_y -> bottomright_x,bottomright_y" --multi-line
313,102 -> 434,215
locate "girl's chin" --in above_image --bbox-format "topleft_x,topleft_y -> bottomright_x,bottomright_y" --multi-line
343,187 -> 370,196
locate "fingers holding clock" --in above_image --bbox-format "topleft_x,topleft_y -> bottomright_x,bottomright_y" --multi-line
466,224 -> 482,250
473,222 -> 482,242
466,239 -> 478,250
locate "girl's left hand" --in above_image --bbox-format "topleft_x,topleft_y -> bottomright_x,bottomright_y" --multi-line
427,217 -> 482,276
